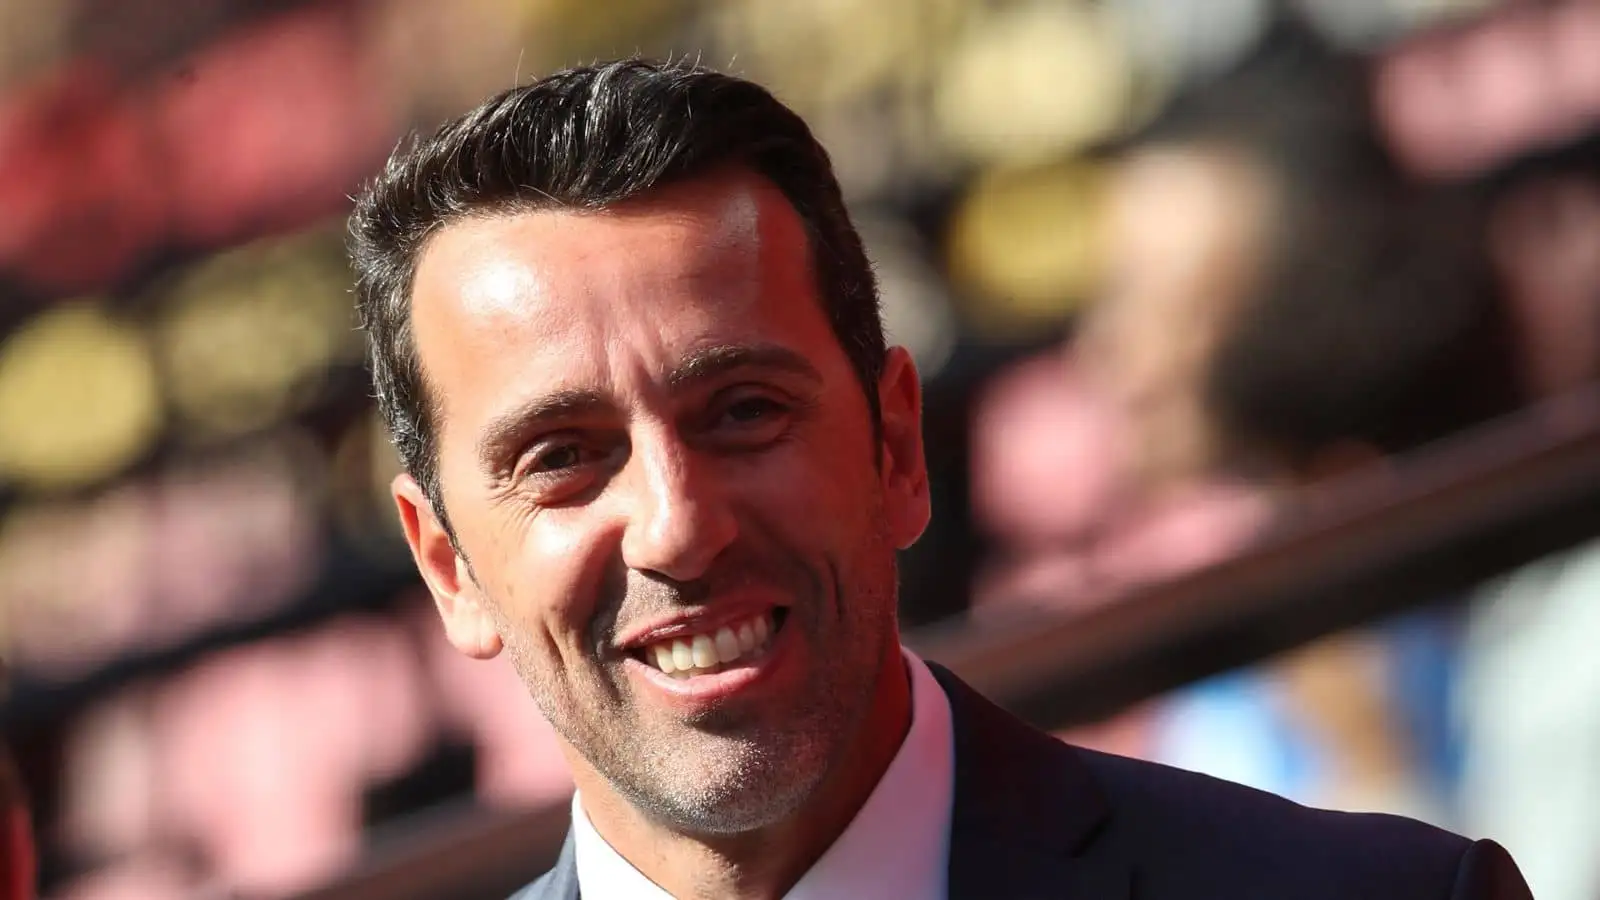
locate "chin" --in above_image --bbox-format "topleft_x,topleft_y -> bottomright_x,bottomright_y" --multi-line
628,735 -> 829,836
651,783 -> 814,837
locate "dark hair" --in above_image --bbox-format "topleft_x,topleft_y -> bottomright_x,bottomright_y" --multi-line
1121,28 -> 1520,472
349,59 -> 883,539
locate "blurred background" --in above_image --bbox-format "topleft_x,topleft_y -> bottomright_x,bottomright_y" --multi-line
0,0 -> 1598,897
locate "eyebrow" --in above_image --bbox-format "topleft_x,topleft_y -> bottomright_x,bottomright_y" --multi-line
476,388 -> 610,474
474,342 -> 823,474
667,342 -> 823,392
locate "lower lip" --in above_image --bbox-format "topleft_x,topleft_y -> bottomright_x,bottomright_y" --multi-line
624,616 -> 798,710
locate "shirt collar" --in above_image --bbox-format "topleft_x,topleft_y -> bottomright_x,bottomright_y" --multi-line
571,648 -> 956,899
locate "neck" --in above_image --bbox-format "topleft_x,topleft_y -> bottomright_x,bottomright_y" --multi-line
575,641 -> 913,900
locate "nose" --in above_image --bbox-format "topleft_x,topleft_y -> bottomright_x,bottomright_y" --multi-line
617,435 -> 738,583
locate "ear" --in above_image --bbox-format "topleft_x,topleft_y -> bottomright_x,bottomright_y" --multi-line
877,346 -> 932,549
392,473 -> 503,660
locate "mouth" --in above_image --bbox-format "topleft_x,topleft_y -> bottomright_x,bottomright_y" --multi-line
627,608 -> 788,680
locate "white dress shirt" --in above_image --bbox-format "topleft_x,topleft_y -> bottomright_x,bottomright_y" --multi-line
571,648 -> 956,899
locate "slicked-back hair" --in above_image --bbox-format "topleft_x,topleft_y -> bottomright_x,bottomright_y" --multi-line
349,59 -> 884,541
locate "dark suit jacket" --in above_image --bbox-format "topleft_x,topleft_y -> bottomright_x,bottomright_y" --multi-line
511,663 -> 1533,899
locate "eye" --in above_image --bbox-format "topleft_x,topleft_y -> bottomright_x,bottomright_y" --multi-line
520,439 -> 612,484
531,443 -> 583,473
722,395 -> 785,424
701,391 -> 795,453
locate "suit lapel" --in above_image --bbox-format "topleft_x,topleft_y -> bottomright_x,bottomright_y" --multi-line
929,663 -> 1131,900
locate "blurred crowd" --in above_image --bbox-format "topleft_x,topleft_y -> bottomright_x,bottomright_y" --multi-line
0,1 -> 1597,899
971,11 -> 1600,900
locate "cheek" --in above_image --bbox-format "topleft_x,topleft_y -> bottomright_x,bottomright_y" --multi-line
738,428 -> 881,543
483,509 -> 612,661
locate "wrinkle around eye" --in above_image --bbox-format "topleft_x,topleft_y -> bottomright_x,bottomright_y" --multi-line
510,440 -> 626,506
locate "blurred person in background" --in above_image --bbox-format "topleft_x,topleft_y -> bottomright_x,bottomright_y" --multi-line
1375,6 -> 1600,897
1081,28 -> 1518,495
1079,29 -> 1520,824
351,57 -> 1530,900
977,26 -> 1521,820
1076,21 -> 1600,900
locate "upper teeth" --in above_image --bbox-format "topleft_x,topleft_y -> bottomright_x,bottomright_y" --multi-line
644,611 -> 774,677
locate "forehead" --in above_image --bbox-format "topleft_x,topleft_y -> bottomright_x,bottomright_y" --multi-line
407,171 -> 843,431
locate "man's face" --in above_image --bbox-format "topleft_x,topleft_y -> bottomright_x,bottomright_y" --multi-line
397,171 -> 929,834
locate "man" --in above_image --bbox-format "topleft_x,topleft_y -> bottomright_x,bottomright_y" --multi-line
349,59 -> 1533,899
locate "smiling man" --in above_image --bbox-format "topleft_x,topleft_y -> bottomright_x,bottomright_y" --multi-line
348,60 -> 1532,900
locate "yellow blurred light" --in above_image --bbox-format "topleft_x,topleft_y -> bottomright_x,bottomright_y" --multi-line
0,304 -> 162,490
153,232 -> 357,439
0,2 -> 70,83
708,0 -> 969,111
947,161 -> 1108,336
520,0 -> 701,70
934,1 -> 1134,165
328,409 -> 406,552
